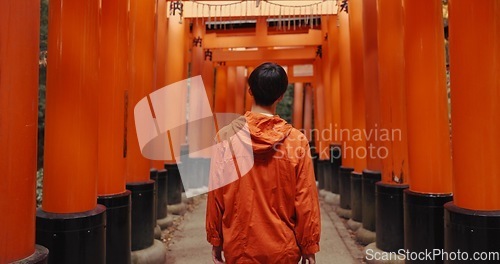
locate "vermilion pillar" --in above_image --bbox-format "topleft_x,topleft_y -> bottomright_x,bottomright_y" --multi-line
164,12 -> 186,212
165,14 -> 187,208
328,15 -> 342,136
402,0 -> 453,258
180,19 -> 190,147
96,0 -> 131,263
35,0 -> 106,262
321,16 -> 334,195
98,0 -> 129,198
362,0 -> 382,173
191,21 -> 204,78
338,10 -> 354,219
348,0 -> 366,230
0,1 -> 48,263
41,1 -> 99,214
321,15 -> 333,141
370,0 -> 410,255
445,0 -> 500,257
303,83 -> 314,142
188,21 -> 205,160
313,59 -> 328,192
327,15 -> 343,198
203,63 -> 215,112
201,59 -> 216,159
125,0 -> 163,257
191,21 -> 215,161
210,63 -> 230,193
293,83 -> 305,130
303,83 -> 318,180
403,0 -> 452,195
226,66 -> 237,113
349,0 -> 367,175
448,0 -> 499,210
151,0 -> 169,228
357,0 -> 382,245
235,66 -> 247,115
377,0 -> 409,185
214,65 -> 228,113
313,60 -> 325,158
127,0 -> 155,184
166,14 -> 187,161
151,0 -> 169,171
183,20 -> 191,83
186,20 -> 211,190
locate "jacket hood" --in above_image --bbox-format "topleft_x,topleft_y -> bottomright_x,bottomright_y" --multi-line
241,111 -> 293,154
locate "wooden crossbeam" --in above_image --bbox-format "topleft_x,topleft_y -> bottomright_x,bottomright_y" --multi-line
218,59 -> 314,68
204,29 -> 322,48
212,47 -> 317,62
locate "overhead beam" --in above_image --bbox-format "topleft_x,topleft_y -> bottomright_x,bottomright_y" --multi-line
212,47 -> 317,62
219,59 -> 314,67
204,29 -> 323,48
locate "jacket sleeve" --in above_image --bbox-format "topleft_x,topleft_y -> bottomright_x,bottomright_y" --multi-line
294,141 -> 321,255
206,142 -> 225,247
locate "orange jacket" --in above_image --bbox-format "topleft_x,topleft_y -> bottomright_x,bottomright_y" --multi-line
206,112 -> 321,263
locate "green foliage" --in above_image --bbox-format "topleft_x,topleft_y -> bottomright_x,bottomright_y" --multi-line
37,83 -> 45,169
38,0 -> 49,169
276,84 -> 294,124
36,169 -> 44,207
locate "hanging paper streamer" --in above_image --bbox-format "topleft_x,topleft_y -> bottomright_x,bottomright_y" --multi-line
187,0 -> 336,32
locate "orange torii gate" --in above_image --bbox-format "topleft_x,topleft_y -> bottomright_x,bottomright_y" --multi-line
373,0 -> 411,257
446,0 -> 500,256
0,1 -> 48,263
97,0 -> 131,262
402,0 -> 453,257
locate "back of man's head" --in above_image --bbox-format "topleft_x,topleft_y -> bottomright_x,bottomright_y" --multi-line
248,62 -> 288,106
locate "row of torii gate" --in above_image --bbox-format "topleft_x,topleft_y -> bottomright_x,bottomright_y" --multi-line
1,0 -> 499,263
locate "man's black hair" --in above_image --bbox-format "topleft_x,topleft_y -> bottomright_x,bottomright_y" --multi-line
248,62 -> 288,106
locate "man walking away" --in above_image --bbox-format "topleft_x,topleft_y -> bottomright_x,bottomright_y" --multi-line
206,62 -> 321,264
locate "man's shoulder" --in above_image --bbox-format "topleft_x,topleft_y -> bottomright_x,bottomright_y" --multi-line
215,116 -> 247,142
285,127 -> 310,146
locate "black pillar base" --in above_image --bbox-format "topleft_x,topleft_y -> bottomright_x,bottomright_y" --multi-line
36,205 -> 106,264
351,171 -> 363,222
180,144 -> 189,193
165,163 -> 182,205
324,159 -> 333,192
149,169 -> 158,221
97,191 -> 132,264
12,245 -> 49,264
404,190 -> 452,263
126,180 -> 155,251
154,169 -> 168,219
317,160 -> 326,190
330,144 -> 342,194
444,202 -> 500,264
362,170 -> 381,232
339,166 -> 354,210
375,182 -> 408,252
